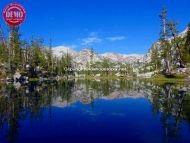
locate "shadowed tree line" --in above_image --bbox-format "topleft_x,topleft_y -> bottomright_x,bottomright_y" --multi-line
0,27 -> 73,79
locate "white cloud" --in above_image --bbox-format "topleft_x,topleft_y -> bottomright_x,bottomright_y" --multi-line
82,37 -> 102,46
81,32 -> 102,46
107,36 -> 126,41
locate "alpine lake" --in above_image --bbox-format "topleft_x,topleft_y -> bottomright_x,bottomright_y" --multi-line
0,79 -> 190,143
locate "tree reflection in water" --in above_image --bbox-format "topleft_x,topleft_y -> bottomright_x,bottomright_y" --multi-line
0,81 -> 60,142
151,83 -> 190,142
0,79 -> 189,143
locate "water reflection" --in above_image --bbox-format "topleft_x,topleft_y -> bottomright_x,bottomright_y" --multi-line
150,83 -> 190,142
0,80 -> 190,143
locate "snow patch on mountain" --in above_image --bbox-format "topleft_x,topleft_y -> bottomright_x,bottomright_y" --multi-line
51,46 -> 77,58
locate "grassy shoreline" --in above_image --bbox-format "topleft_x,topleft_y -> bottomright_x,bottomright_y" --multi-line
1,75 -> 190,84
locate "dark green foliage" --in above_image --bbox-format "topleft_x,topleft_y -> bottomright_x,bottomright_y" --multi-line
90,48 -> 94,66
10,27 -> 22,66
56,53 -> 73,76
150,44 -> 161,71
182,23 -> 190,63
0,43 -> 8,63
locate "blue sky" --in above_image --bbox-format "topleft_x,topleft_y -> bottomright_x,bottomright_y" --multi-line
1,0 -> 190,54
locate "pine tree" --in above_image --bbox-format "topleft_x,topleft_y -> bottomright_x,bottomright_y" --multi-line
0,43 -> 8,63
150,44 -> 161,71
182,23 -> 190,63
159,7 -> 173,73
31,39 -> 40,66
10,27 -> 23,68
101,59 -> 111,76
90,48 -> 94,66
187,23 -> 190,54
65,52 -> 73,75
167,21 -> 185,67
47,39 -> 53,72
57,53 -> 73,76
160,7 -> 168,39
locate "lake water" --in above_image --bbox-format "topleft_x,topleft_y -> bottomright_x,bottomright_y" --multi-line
0,79 -> 190,143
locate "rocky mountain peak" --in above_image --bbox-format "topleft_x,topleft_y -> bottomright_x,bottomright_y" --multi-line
52,47 -> 146,67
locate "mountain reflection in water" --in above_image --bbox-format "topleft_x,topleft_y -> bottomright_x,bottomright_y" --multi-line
0,79 -> 190,143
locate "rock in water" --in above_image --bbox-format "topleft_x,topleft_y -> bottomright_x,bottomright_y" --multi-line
13,72 -> 21,82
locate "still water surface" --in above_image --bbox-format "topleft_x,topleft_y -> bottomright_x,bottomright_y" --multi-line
0,79 -> 190,143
